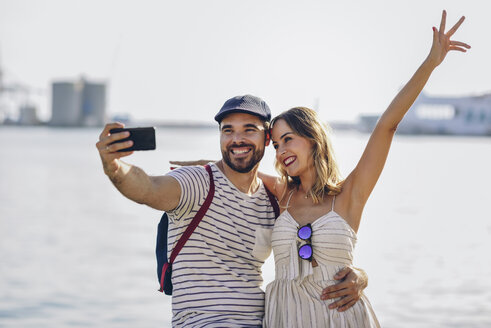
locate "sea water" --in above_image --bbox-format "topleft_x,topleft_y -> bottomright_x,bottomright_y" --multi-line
0,126 -> 490,327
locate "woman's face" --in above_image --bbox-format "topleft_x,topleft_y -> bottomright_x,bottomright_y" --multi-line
271,119 -> 314,177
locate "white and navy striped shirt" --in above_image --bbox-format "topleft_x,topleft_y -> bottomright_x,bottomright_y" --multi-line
167,163 -> 276,328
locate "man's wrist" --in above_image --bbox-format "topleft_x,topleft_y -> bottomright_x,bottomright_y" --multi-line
106,160 -> 126,186
360,269 -> 368,289
353,267 -> 368,289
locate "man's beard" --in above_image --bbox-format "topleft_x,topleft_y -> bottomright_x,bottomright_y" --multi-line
221,144 -> 264,173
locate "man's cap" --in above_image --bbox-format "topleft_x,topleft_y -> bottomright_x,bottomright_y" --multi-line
214,95 -> 271,123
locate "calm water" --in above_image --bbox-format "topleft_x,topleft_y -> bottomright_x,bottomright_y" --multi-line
0,126 -> 490,327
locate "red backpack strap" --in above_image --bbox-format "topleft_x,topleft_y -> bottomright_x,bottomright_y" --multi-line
159,164 -> 214,292
264,185 -> 279,218
168,164 -> 214,264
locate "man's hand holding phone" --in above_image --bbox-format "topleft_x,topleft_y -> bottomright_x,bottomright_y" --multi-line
96,122 -> 179,211
96,123 -> 135,177
96,123 -> 156,176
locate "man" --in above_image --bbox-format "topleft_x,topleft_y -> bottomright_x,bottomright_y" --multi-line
96,95 -> 368,327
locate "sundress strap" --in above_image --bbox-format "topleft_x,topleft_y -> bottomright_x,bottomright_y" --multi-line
285,190 -> 295,208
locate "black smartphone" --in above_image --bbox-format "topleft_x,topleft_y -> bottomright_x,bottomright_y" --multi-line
109,127 -> 156,152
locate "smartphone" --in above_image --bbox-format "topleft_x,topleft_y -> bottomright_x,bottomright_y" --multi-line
109,127 -> 156,152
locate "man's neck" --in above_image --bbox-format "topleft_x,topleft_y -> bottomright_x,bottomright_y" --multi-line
216,160 -> 260,195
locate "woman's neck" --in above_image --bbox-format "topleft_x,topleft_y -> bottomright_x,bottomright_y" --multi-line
297,167 -> 316,195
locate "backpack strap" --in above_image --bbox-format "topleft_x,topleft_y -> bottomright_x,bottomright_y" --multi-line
159,164 -> 214,293
156,212 -> 169,283
264,184 -> 280,219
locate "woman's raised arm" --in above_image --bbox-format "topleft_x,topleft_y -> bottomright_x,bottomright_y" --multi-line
344,10 -> 470,224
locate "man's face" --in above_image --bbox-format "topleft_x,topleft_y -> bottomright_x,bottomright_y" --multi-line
220,112 -> 267,173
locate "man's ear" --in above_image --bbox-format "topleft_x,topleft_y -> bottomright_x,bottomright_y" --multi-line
265,130 -> 271,146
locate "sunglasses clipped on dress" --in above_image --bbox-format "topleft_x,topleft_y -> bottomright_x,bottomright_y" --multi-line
297,223 -> 313,261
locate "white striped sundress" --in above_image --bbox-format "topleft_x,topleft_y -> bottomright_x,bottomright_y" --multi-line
264,195 -> 380,327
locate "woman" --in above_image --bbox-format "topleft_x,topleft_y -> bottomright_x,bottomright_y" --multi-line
261,11 -> 469,327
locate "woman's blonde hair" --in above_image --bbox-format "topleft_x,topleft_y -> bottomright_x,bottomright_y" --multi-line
271,107 -> 343,203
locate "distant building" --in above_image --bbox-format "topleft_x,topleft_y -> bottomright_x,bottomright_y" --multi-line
81,82 -> 106,126
50,78 -> 106,126
51,82 -> 81,126
18,104 -> 40,125
358,92 -> 491,136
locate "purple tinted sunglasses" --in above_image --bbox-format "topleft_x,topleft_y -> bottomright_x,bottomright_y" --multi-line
297,223 -> 313,261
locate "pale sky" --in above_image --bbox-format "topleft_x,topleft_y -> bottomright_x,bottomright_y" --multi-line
0,0 -> 489,123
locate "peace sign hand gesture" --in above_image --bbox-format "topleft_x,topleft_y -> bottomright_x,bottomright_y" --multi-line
427,10 -> 471,68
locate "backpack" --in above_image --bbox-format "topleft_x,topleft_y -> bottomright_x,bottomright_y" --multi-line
156,166 -> 280,295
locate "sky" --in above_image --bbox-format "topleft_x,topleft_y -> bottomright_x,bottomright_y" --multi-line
0,0 -> 489,123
